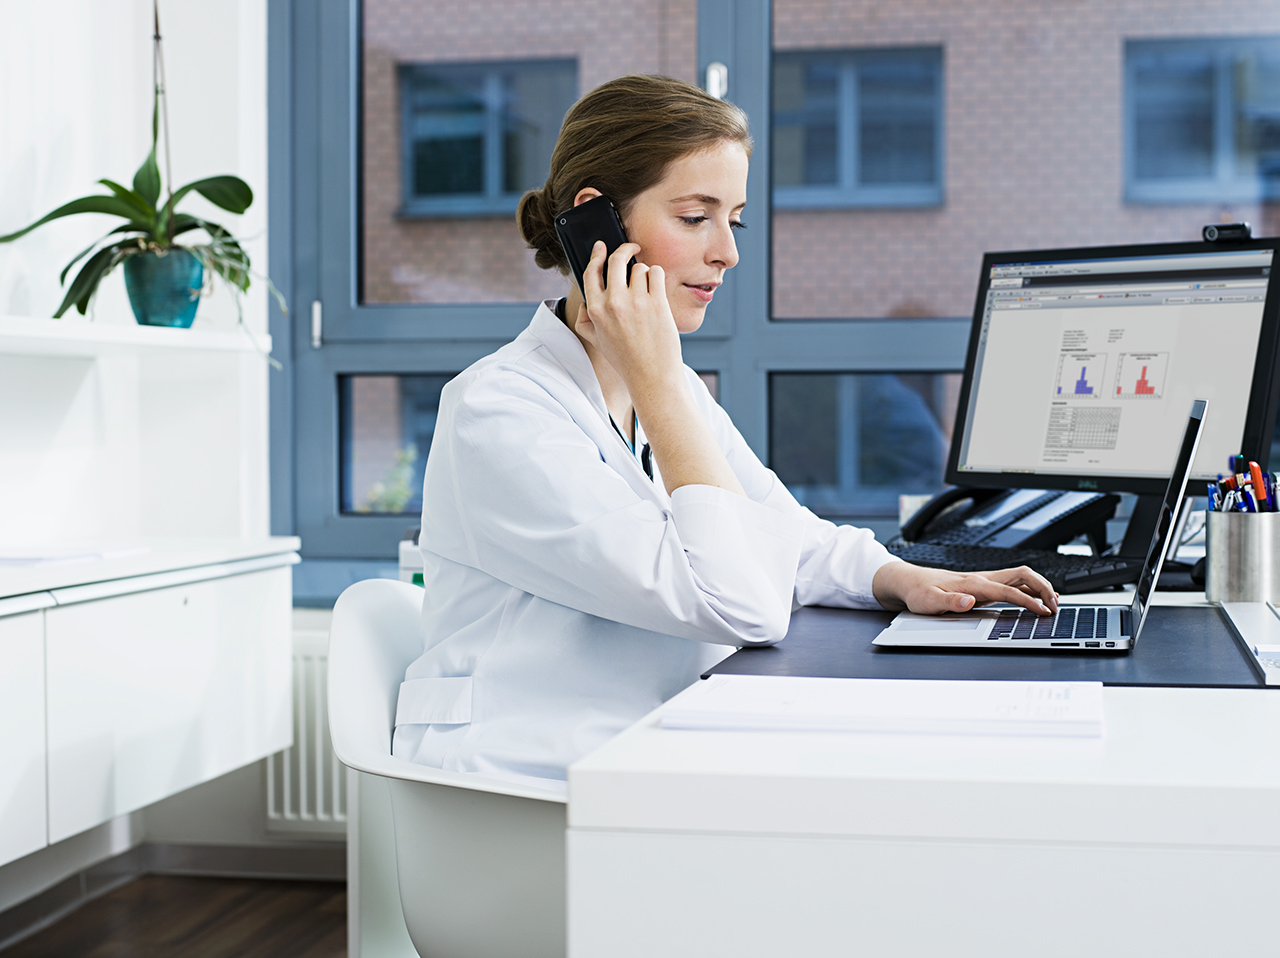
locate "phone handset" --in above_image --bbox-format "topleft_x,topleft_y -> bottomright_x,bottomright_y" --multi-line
899,486 -> 1003,542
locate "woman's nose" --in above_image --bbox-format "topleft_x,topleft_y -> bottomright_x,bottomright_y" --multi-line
709,222 -> 739,269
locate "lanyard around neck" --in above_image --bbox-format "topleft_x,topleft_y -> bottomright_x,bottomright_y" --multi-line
609,413 -> 653,481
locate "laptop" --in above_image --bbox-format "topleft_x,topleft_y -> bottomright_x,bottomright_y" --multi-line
873,399 -> 1206,652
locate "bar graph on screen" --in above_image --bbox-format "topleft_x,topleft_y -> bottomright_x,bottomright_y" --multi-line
1115,352 -> 1168,399
1054,352 -> 1107,399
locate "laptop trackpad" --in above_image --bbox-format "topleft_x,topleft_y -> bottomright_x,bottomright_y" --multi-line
894,617 -> 988,631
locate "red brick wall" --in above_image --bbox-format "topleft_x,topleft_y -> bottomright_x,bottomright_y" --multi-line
772,0 -> 1280,318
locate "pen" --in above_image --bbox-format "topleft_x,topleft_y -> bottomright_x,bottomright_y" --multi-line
1250,461 -> 1271,512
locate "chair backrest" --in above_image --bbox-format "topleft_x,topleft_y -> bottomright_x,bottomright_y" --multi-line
327,577 -> 426,775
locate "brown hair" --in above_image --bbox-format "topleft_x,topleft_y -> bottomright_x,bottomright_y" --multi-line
517,74 -> 753,274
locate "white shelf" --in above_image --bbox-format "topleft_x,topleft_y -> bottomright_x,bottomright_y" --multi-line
0,537 -> 301,601
0,314 -> 272,357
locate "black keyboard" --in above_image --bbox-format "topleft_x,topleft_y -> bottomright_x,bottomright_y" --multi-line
885,540 -> 1144,594
989,606 -> 1132,642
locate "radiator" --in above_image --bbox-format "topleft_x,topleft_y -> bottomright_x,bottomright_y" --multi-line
266,615 -> 347,835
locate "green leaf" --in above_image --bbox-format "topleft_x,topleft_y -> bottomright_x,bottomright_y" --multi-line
169,213 -> 199,234
98,178 -> 157,226
170,175 -> 253,215
131,150 -> 162,209
53,243 -> 128,318
0,195 -> 150,244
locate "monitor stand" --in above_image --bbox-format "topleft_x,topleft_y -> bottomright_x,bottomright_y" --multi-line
1117,494 -> 1164,559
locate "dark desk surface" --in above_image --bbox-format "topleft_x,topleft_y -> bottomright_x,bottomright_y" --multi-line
708,604 -> 1266,689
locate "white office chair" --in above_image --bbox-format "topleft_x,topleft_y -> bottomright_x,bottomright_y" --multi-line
327,578 -> 568,958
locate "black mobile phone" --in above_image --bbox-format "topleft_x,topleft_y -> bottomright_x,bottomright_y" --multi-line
554,195 -> 635,296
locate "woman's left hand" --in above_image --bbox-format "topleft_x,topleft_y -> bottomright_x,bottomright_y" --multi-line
872,561 -> 1059,616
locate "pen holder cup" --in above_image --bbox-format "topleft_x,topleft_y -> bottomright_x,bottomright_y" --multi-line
1204,509 -> 1280,603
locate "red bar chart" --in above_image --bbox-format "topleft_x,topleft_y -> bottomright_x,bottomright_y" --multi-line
1114,352 -> 1168,399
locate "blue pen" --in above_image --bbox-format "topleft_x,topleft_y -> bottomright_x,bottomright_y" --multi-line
1208,482 -> 1221,511
1244,487 -> 1258,512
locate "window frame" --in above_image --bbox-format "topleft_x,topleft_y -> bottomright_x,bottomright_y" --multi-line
1125,36 -> 1280,204
772,45 -> 945,210
271,0 -> 968,578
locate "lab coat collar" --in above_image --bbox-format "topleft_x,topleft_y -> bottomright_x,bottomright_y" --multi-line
528,300 -> 661,494
528,299 -> 611,424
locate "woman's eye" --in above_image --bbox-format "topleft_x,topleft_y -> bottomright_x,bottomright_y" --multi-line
730,220 -> 747,231
679,215 -> 707,226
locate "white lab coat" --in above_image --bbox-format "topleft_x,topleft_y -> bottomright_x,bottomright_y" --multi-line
392,301 -> 898,788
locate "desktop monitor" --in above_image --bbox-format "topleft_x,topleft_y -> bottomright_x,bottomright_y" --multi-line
945,238 -> 1280,552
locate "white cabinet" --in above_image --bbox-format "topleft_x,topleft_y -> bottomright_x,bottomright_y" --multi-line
44,566 -> 293,843
0,315 -> 294,858
0,610 -> 47,866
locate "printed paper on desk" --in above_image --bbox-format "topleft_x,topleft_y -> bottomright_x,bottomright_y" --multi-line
661,674 -> 1104,738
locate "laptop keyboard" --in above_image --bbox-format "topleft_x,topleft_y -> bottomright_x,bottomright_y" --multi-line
990,606 -> 1132,644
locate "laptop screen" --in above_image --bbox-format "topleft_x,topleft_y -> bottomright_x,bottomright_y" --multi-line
1129,399 -> 1207,633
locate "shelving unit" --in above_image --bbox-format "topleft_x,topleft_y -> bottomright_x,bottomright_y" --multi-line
0,316 -> 297,868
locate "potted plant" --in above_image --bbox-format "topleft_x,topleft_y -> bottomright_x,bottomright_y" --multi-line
0,2 -> 280,336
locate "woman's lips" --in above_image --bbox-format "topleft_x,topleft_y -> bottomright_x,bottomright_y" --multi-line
684,283 -> 718,303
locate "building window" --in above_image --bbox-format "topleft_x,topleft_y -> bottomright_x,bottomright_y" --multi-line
1126,38 -> 1280,203
772,47 -> 943,209
399,60 -> 577,217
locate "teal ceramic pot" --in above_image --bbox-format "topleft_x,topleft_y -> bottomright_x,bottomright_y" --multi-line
122,249 -> 203,327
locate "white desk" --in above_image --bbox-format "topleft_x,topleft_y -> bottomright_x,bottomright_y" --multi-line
567,596 -> 1280,958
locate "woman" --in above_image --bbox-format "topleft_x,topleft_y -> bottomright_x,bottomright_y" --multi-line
393,75 -> 1056,790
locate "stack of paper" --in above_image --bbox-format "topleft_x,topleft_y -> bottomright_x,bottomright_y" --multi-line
661,674 -> 1105,738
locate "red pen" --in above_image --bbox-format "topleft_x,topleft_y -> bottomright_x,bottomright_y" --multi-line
1250,461 -> 1270,512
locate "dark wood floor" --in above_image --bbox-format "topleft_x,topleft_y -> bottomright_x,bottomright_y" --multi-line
3,876 -> 346,958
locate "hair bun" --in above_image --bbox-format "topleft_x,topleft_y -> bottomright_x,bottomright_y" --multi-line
517,188 -> 567,273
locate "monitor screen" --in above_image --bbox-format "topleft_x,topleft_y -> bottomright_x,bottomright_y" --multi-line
947,240 -> 1280,495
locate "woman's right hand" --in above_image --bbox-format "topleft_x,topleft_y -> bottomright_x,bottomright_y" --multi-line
575,239 -> 745,498
575,240 -> 685,397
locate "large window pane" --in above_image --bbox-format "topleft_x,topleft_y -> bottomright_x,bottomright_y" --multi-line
770,372 -> 962,518
340,374 -> 452,515
361,0 -> 699,305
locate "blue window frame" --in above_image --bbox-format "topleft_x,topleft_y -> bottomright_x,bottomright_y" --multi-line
772,47 -> 944,209
399,60 -> 577,217
1126,37 -> 1280,203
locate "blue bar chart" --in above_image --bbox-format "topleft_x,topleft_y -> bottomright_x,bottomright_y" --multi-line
1054,353 -> 1106,399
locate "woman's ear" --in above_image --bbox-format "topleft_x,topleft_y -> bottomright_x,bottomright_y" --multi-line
573,187 -> 603,208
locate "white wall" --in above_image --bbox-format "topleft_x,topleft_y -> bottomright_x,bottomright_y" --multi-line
0,0 -> 268,334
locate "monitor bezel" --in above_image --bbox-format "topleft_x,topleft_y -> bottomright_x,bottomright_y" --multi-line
944,238 -> 1280,495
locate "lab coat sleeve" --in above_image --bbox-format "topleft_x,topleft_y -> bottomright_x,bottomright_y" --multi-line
686,372 -> 901,610
425,369 -> 807,647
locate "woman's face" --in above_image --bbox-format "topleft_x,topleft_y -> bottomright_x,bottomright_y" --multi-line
621,140 -> 749,334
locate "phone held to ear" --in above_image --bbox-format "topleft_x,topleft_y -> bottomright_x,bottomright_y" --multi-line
554,195 -> 636,297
